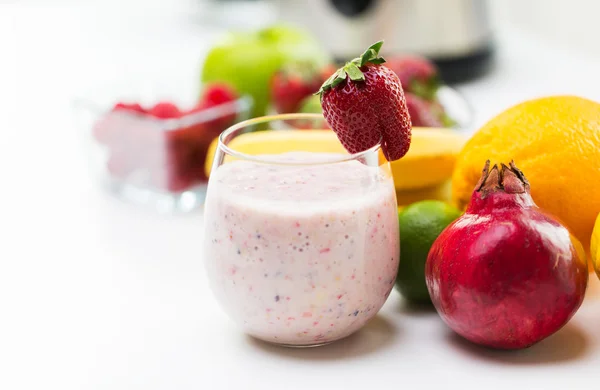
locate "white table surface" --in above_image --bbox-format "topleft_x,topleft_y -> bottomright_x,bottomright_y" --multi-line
2,3 -> 600,390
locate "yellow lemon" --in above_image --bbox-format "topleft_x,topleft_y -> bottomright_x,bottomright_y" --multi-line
452,96 -> 600,250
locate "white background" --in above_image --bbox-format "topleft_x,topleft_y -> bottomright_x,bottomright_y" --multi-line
2,1 -> 600,389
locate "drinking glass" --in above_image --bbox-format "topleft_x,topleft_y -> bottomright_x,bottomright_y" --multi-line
203,114 -> 399,347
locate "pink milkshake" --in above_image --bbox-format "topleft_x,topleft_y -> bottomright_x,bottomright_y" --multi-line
203,151 -> 399,346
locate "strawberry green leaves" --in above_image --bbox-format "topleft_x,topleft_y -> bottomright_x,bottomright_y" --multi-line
345,63 -> 365,82
316,40 -> 386,96
359,40 -> 386,67
328,68 -> 348,89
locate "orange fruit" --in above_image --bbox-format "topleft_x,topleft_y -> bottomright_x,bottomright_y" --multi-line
452,95 -> 600,250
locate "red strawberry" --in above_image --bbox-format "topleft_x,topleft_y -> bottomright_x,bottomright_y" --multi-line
270,63 -> 331,114
404,92 -> 443,128
185,83 -> 239,132
317,41 -> 412,161
149,102 -> 181,119
385,55 -> 439,100
199,83 -> 238,108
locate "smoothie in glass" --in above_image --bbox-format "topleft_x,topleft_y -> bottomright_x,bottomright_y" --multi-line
203,138 -> 399,345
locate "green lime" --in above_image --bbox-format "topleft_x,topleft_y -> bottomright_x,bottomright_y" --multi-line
396,200 -> 462,303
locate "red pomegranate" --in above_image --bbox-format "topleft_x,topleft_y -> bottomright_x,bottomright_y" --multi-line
426,161 -> 588,349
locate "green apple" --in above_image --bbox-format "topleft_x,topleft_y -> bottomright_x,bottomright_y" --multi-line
201,24 -> 331,118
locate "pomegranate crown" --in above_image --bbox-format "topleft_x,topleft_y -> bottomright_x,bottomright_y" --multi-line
475,160 -> 531,198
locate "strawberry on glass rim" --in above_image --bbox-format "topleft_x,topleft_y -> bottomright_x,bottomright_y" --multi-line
316,41 -> 412,161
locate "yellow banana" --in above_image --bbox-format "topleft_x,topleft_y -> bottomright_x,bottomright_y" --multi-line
204,128 -> 467,191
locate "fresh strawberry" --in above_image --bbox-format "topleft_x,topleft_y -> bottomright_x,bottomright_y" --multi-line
385,55 -> 440,100
185,83 -> 239,133
199,83 -> 238,108
149,102 -> 181,119
270,63 -> 331,114
317,41 -> 412,161
184,83 -> 238,117
404,92 -> 443,128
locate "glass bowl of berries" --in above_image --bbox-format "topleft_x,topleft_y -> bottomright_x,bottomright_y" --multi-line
73,83 -> 252,212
